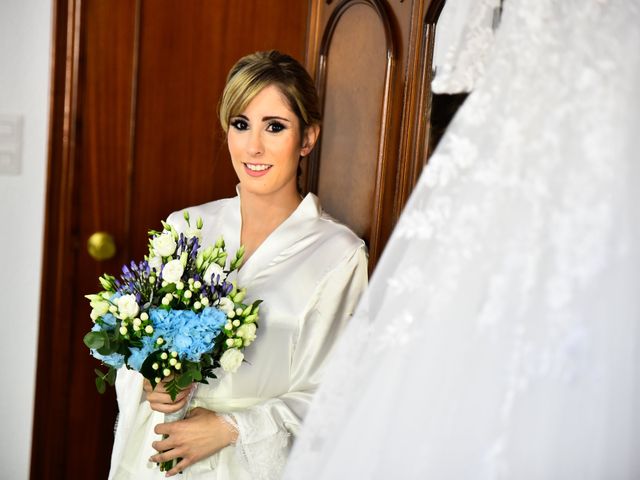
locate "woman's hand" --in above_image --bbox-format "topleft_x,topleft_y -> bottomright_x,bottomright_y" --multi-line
143,379 -> 194,414
149,407 -> 239,476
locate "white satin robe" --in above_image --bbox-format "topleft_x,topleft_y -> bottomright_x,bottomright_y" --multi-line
108,192 -> 368,480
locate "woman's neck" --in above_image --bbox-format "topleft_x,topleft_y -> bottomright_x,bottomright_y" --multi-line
238,187 -> 302,261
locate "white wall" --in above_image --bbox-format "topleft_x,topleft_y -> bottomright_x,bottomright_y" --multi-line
0,0 -> 52,477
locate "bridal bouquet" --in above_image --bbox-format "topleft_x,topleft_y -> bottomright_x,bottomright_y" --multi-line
84,211 -> 261,403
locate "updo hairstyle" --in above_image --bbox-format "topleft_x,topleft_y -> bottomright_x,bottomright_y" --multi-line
218,50 -> 322,140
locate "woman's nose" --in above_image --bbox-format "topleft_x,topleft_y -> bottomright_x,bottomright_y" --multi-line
247,130 -> 264,157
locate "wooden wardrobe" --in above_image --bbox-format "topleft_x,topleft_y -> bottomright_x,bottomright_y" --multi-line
31,0 -> 443,478
304,0 -> 444,267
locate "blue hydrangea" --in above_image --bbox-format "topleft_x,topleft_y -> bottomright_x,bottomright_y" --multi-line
149,308 -> 172,331
127,330 -> 162,371
92,312 -> 117,332
200,306 -> 227,329
147,306 -> 227,362
92,350 -> 125,369
127,347 -> 147,370
101,312 -> 117,327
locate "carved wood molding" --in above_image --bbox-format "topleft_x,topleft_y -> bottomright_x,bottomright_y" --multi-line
30,0 -> 82,477
422,0 -> 446,160
394,0 -> 446,216
307,0 -> 399,266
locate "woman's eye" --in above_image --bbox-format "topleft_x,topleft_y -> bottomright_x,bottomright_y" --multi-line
267,121 -> 285,133
230,119 -> 248,131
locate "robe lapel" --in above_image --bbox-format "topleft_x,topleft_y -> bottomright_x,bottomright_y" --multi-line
236,193 -> 322,287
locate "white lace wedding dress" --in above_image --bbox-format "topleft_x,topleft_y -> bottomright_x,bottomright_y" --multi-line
284,0 -> 640,478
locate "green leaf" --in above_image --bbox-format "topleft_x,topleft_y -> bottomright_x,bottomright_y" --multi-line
164,378 -> 181,401
140,352 -> 159,381
176,373 -> 193,389
84,331 -> 106,350
95,334 -> 114,355
251,299 -> 263,311
95,376 -> 106,394
157,283 -> 177,295
106,367 -> 117,385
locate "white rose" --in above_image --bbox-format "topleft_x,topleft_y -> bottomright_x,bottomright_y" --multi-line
217,296 -> 235,315
162,259 -> 184,284
148,254 -> 163,272
220,348 -> 244,373
116,294 -> 139,319
203,262 -> 225,285
236,323 -> 257,345
151,233 -> 177,257
89,298 -> 110,321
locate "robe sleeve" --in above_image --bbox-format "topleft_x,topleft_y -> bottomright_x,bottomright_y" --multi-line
229,244 -> 368,479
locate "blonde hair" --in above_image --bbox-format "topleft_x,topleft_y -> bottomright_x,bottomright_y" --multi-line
218,50 -> 321,137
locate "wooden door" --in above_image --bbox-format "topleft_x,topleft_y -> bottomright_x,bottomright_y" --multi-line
303,0 -> 444,269
31,1 -> 309,478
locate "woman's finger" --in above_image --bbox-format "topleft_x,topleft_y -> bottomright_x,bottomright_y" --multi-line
165,457 -> 192,477
151,433 -> 175,454
149,447 -> 177,465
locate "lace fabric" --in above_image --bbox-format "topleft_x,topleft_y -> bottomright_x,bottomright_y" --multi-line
217,413 -> 239,442
432,0 -> 502,94
230,406 -> 291,480
284,0 -> 640,478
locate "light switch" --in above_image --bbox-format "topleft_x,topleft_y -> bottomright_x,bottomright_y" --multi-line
0,115 -> 23,175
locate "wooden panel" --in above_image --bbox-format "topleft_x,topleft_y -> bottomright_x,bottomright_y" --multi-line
306,0 -> 402,268
398,0 -> 445,194
67,1 -> 138,477
129,0 -> 310,259
316,4 -> 386,240
305,0 -> 442,270
31,0 -> 138,478
30,0 -> 82,477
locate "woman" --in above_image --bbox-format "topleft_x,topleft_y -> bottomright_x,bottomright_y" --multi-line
109,51 -> 368,479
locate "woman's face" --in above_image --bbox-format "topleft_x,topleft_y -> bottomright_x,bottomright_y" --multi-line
227,84 -> 318,200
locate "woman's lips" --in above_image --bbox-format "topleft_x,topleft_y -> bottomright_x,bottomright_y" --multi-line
243,163 -> 272,177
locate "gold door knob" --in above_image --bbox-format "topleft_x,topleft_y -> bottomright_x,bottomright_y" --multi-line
87,232 -> 117,261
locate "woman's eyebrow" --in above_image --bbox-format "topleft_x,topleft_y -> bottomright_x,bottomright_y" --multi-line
262,115 -> 292,123
232,114 -> 292,123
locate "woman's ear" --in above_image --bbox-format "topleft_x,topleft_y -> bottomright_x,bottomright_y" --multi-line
300,124 -> 321,157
